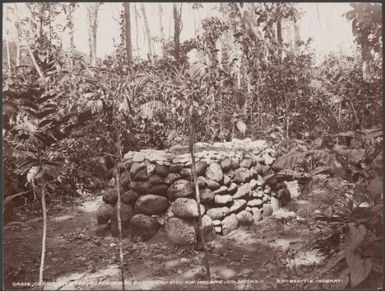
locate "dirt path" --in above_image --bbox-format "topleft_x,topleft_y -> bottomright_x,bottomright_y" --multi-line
4,196 -> 335,290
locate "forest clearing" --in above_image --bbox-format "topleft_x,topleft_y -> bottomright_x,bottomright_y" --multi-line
2,2 -> 383,290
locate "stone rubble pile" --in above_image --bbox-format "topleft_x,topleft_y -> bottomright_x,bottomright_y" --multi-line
96,140 -> 292,244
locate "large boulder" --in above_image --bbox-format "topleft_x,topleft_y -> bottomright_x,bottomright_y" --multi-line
155,165 -> 169,177
205,163 -> 223,183
196,161 -> 208,176
236,210 -> 254,226
227,183 -> 238,194
199,188 -> 214,204
129,214 -> 160,242
135,194 -> 169,215
102,188 -> 118,205
121,190 -> 139,204
164,173 -> 181,185
262,204 -> 273,217
220,159 -> 232,172
229,199 -> 247,213
213,186 -> 228,195
133,168 -> 149,181
222,214 -> 239,235
223,175 -> 231,187
111,203 -> 135,237
131,181 -> 168,196
167,179 -> 194,200
214,195 -> 233,205
233,183 -> 252,199
240,158 -> 253,169
165,217 -> 196,245
148,174 -> 164,185
231,158 -> 240,170
233,168 -> 251,183
129,162 -> 147,178
169,164 -> 183,173
172,198 -> 205,218
247,199 -> 263,207
97,203 -> 114,225
206,179 -> 221,190
206,207 -> 230,220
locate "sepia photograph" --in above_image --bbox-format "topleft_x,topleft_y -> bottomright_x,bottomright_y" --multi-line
2,2 -> 383,290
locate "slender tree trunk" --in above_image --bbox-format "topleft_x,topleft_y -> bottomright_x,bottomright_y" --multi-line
140,3 -> 153,57
6,40 -> 12,76
277,18 -> 283,61
115,128 -> 125,290
39,187 -> 47,289
133,4 -> 140,57
123,2 -> 133,64
87,3 -> 100,66
158,4 -> 165,39
173,3 -> 183,62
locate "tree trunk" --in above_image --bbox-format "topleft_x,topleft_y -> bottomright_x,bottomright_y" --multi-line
133,3 -> 140,57
39,187 -> 47,289
188,114 -> 211,281
158,4 -> 165,39
140,3 -> 153,57
86,3 -> 100,66
6,40 -> 12,76
173,3 -> 183,62
277,18 -> 283,61
123,2 -> 133,64
115,128 -> 125,290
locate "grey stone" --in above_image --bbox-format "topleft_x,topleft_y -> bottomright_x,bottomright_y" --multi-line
233,183 -> 252,199
240,158 -> 253,169
97,203 -> 114,225
129,214 -> 160,242
165,217 -> 196,245
167,179 -> 194,200
247,199 -> 263,207
199,188 -> 214,204
132,168 -> 149,181
129,162 -> 146,177
206,207 -> 230,220
229,199 -> 247,213
164,173 -> 181,185
196,161 -> 208,176
233,168 -> 251,183
227,183 -> 238,194
206,179 -> 221,190
220,159 -> 232,172
205,163 -> 223,183
231,158 -> 240,170
121,190 -> 139,204
213,186 -> 228,195
236,210 -> 254,226
222,214 -> 239,235
149,174 -> 164,185
155,165 -> 169,177
131,181 -> 168,196
172,198 -> 205,218
223,175 -> 231,187
214,194 -> 233,205
262,204 -> 273,217
169,164 -> 184,173
135,194 -> 169,215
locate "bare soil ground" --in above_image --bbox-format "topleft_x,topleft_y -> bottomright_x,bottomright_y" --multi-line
4,195 -> 340,290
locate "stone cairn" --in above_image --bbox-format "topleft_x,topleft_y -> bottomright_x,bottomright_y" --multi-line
96,139 -> 291,245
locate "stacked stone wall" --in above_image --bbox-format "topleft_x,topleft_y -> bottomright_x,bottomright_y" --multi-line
96,140 -> 292,244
